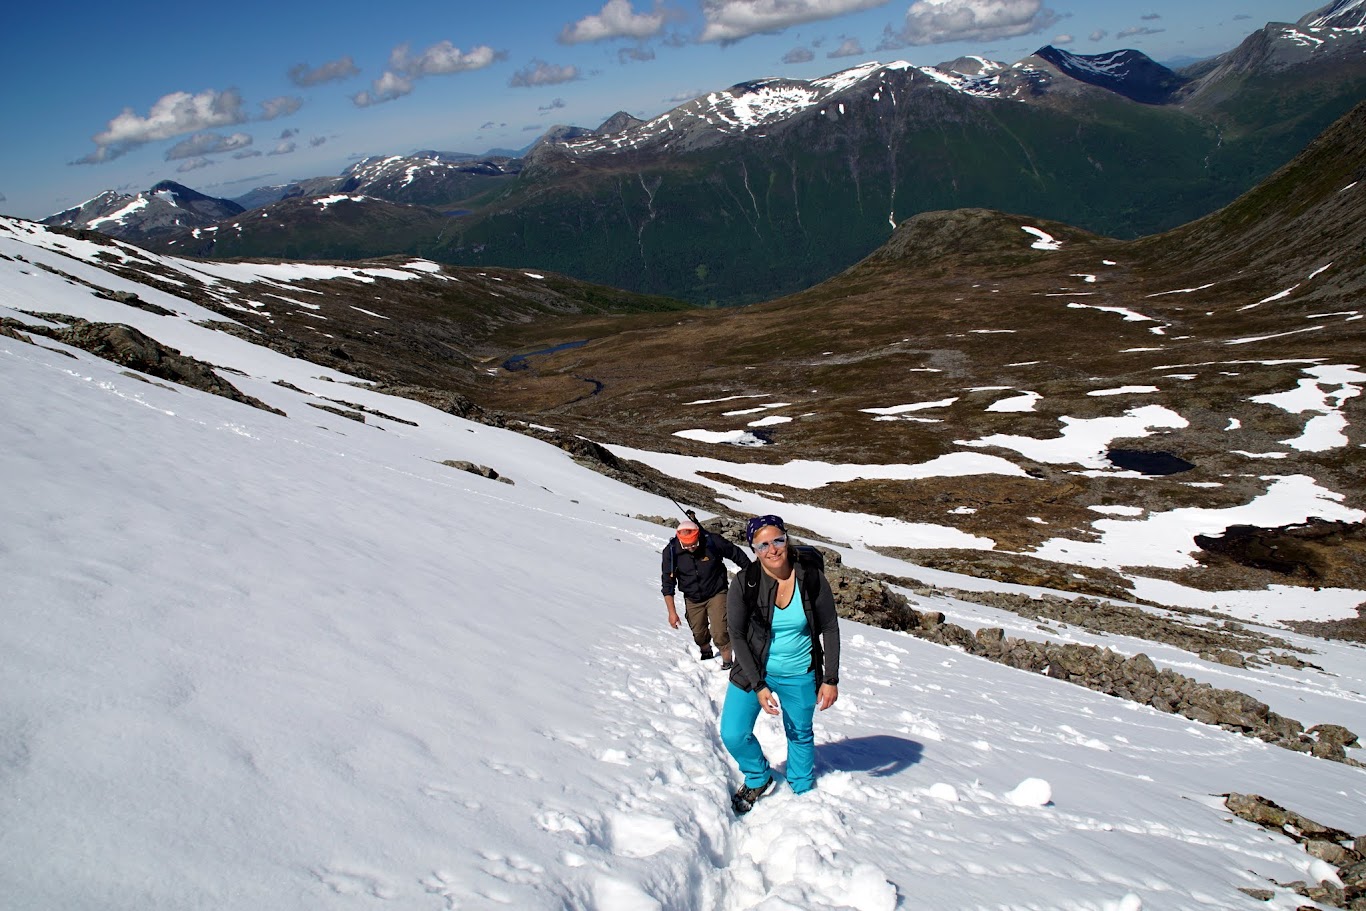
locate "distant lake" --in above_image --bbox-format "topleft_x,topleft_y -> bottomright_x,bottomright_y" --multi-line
501,340 -> 588,371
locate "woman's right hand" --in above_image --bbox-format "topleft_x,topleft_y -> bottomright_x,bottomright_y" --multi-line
757,687 -> 780,715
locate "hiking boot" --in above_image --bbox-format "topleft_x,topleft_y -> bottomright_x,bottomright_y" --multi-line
700,648 -> 714,661
720,658 -> 734,670
731,777 -> 776,815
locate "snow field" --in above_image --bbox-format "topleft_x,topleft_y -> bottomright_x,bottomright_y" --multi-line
6,336 -> 1365,910
4,218 -> 1366,910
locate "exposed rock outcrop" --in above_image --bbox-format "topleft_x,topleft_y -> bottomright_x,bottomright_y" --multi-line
1225,793 -> 1366,909
4,316 -> 283,415
1196,519 -> 1366,585
441,460 -> 514,485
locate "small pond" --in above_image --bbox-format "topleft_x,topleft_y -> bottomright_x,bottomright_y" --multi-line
1106,449 -> 1195,475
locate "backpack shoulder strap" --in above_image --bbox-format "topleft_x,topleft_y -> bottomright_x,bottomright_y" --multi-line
794,546 -> 824,605
742,561 -> 761,611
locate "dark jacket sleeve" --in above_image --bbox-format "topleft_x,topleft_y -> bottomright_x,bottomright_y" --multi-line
726,573 -> 764,691
812,571 -> 841,684
660,542 -> 677,596
718,535 -> 752,570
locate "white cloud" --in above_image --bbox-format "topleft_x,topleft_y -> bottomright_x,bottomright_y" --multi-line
78,89 -> 248,164
880,0 -> 1062,49
353,42 -> 504,108
269,141 -> 297,156
288,56 -> 361,87
1117,25 -> 1164,38
509,60 -> 581,87
175,157 -> 214,173
784,46 -> 816,62
259,96 -> 303,121
232,149 -> 263,160
165,132 -> 254,161
1089,28 -> 1107,41
1053,32 -> 1073,44
619,45 -> 657,62
701,0 -> 890,43
827,36 -> 866,57
393,41 -> 504,77
539,97 -> 568,111
561,0 -> 666,43
352,71 -> 414,107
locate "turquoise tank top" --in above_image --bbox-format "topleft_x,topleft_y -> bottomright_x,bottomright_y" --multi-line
765,579 -> 813,677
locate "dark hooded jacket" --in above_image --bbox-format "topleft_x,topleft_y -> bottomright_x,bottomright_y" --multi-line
661,531 -> 752,602
726,554 -> 840,693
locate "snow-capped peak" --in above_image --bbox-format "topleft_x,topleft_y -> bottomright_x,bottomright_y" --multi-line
811,59 -> 894,94
1043,47 -> 1137,78
1298,0 -> 1366,29
554,58 -> 1005,157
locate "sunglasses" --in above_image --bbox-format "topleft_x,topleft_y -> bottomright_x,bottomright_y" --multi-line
754,535 -> 788,555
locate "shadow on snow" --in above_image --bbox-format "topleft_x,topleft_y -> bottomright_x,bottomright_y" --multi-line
818,735 -> 924,778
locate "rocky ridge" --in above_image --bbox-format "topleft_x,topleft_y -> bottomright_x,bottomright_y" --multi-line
1,316 -> 281,415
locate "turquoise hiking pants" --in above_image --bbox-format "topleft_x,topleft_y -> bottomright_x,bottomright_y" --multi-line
720,672 -> 818,794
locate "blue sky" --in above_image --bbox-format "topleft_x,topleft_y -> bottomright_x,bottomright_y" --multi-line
0,0 -> 1319,219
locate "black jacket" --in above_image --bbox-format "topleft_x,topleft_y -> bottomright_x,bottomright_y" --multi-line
661,532 -> 751,601
726,557 -> 840,693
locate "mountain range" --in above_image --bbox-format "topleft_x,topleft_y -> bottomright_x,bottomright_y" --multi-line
42,2 -> 1366,306
10,93 -> 1364,609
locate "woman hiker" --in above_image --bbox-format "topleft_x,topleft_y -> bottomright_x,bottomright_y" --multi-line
721,514 -> 841,814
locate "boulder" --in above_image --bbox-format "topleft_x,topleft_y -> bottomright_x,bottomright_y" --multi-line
441,460 -> 514,485
1309,724 -> 1361,748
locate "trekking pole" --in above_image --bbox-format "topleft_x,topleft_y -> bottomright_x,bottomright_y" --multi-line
602,448 -> 714,535
625,463 -> 701,528
664,492 -> 700,529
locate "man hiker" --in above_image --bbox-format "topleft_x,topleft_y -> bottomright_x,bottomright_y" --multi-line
661,520 -> 752,668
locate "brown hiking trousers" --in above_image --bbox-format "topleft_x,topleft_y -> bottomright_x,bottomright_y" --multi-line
684,591 -> 730,652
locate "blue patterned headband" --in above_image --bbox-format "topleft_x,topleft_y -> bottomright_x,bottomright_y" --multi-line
745,514 -> 786,545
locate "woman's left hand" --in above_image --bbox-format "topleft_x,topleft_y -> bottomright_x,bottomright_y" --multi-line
816,684 -> 838,711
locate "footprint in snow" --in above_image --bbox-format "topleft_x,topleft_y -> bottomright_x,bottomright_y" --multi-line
606,811 -> 683,857
420,782 -> 481,810
478,849 -> 545,884
313,865 -> 397,899
482,757 -> 543,780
